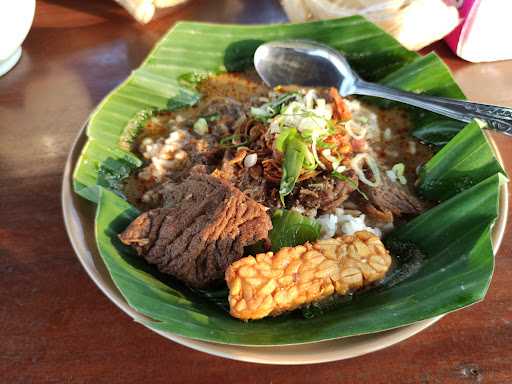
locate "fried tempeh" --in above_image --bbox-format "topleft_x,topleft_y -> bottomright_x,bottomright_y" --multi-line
225,231 -> 392,320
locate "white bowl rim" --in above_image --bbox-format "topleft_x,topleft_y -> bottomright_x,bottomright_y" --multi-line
62,125 -> 508,365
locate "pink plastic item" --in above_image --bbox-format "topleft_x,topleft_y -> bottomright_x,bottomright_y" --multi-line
445,0 -> 477,52
445,0 -> 512,62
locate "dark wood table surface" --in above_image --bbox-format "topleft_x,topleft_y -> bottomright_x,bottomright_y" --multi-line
2,1 -> 511,382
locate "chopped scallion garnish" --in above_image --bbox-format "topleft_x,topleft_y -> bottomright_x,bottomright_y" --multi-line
332,171 -> 368,200
178,71 -> 211,87
251,92 -> 299,121
392,163 -> 407,184
200,112 -> 220,122
193,118 -> 208,135
219,134 -> 249,148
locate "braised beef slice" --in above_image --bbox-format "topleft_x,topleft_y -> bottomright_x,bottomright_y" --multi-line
208,150 -> 279,207
119,175 -> 272,288
361,175 -> 425,219
118,208 -> 171,255
297,173 -> 357,212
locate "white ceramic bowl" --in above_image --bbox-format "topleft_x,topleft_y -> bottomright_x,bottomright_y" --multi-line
62,124 -> 508,364
0,0 -> 35,76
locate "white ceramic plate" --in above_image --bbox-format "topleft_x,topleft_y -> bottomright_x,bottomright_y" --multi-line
62,125 -> 508,365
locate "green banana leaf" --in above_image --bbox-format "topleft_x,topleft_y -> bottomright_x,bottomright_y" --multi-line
418,119 -> 505,201
96,171 -> 504,345
73,139 -> 142,202
73,17 -> 507,345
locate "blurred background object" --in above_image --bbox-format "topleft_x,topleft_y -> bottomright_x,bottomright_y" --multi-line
445,0 -> 512,63
114,0 -> 189,23
281,0 -> 460,50
102,0 -> 512,62
0,0 -> 35,76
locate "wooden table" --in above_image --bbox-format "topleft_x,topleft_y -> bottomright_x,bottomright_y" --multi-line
1,1 -> 511,382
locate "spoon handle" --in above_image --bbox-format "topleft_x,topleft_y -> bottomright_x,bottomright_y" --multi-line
356,80 -> 512,136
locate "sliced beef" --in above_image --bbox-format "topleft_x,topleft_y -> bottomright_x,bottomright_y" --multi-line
209,149 -> 279,207
119,174 -> 272,288
360,174 -> 425,221
297,173 -> 357,213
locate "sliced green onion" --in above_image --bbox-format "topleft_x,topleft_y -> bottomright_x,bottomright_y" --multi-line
392,163 -> 405,175
310,131 -> 326,170
275,128 -> 297,152
302,146 -> 317,170
279,137 -> 305,205
251,92 -> 299,121
178,71 -> 211,87
392,163 -> 407,184
351,153 -> 381,187
358,116 -> 369,124
250,106 -> 270,120
332,171 -> 368,200
321,148 -> 342,170
317,139 -> 336,149
201,112 -> 220,122
193,118 -> 208,135
219,134 -> 249,148
295,138 -> 316,170
345,120 -> 367,140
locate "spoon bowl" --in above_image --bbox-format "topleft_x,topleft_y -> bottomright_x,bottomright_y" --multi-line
254,39 -> 512,135
254,40 -> 358,96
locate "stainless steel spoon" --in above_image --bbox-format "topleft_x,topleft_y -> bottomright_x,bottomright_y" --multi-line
254,40 -> 512,135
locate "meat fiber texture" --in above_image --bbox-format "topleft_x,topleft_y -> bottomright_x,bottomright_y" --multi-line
361,175 -> 425,222
119,174 -> 272,288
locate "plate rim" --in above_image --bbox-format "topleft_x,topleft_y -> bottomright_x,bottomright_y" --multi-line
62,123 -> 508,364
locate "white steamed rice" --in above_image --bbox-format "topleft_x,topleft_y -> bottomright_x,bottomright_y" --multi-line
316,208 -> 382,239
